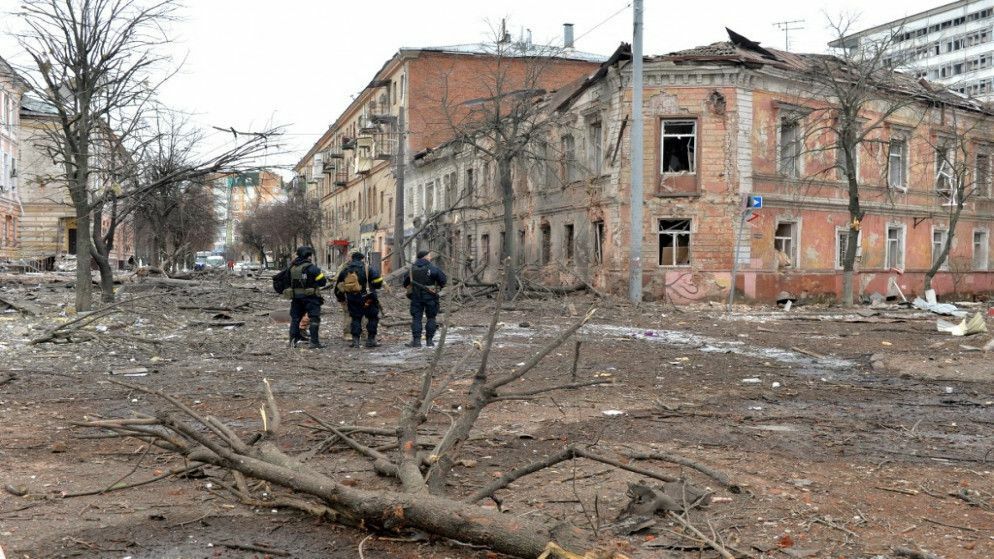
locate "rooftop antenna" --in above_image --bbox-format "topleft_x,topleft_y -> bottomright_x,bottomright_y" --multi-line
773,19 -> 805,51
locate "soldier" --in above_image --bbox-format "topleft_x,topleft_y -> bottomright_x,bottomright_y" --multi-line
287,246 -> 327,349
331,260 -> 353,341
336,252 -> 384,348
403,250 -> 447,347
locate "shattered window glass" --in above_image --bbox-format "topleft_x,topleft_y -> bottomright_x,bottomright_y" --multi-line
658,219 -> 691,266
661,121 -> 696,173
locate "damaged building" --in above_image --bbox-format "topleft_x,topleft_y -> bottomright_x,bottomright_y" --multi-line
410,31 -> 994,302
293,28 -> 602,273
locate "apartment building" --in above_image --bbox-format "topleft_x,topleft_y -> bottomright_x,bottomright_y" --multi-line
0,55 -> 29,261
294,29 -> 602,273
17,96 -> 134,270
411,33 -> 994,303
212,170 -> 284,259
833,0 -> 994,98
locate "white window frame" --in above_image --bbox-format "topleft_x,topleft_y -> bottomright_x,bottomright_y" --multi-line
774,220 -> 800,269
973,228 -> 989,270
660,120 -> 697,174
887,137 -> 908,190
931,226 -> 949,269
658,218 -> 692,267
834,227 -> 863,270
935,143 -> 957,200
885,223 -> 907,271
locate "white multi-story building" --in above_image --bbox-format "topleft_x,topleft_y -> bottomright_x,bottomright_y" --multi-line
833,0 -> 994,98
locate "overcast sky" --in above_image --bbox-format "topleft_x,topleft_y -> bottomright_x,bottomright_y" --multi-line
0,0 -> 943,173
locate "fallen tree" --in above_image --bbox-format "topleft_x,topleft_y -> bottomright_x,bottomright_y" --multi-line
74,291 -> 737,557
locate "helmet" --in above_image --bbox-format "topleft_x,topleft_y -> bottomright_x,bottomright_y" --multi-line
296,246 -> 314,259
351,251 -> 365,260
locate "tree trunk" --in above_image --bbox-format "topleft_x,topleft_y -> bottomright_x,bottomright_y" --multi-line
499,157 -> 516,293
924,200 -> 964,293
74,212 -> 93,311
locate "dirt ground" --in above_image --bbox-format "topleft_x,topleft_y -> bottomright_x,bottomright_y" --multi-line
1,271 -> 993,559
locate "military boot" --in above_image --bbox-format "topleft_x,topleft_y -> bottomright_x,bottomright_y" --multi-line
350,335 -> 361,348
405,336 -> 421,348
308,324 -> 324,349
365,335 -> 381,348
425,336 -> 435,347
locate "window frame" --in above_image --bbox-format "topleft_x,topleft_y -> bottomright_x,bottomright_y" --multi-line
592,220 -> 605,264
564,223 -> 575,263
887,136 -> 908,190
973,228 -> 989,270
587,121 -> 603,176
778,112 -> 804,178
561,134 -> 579,183
658,119 -> 697,175
975,149 -> 991,197
885,223 -> 907,271
773,220 -> 799,269
657,218 -> 692,267
540,223 -> 552,265
931,226 -> 949,269
834,227 -> 863,270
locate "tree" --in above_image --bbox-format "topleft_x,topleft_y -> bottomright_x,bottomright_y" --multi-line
922,102 -> 993,292
17,0 -> 280,309
436,23 -> 576,294
238,194 -> 320,269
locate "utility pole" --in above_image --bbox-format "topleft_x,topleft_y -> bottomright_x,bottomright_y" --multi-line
629,0 -> 644,304
392,107 -> 406,272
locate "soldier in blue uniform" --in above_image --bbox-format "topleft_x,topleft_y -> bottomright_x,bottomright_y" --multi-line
403,250 -> 447,347
287,246 -> 327,349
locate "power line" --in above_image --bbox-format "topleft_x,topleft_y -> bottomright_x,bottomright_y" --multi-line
574,2 -> 633,44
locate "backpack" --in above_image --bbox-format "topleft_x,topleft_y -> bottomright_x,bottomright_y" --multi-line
272,267 -> 291,294
340,268 -> 362,294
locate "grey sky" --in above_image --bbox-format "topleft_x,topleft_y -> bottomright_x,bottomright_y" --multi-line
0,0 -> 942,172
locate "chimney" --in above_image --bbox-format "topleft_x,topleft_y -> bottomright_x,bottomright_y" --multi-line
563,23 -> 574,48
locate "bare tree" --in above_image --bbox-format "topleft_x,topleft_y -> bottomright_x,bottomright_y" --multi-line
792,18 -> 923,305
435,23 -> 577,294
922,103 -> 993,291
238,194 -> 320,269
17,0 -> 281,308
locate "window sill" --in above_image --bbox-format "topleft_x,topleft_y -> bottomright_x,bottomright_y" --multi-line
658,264 -> 691,268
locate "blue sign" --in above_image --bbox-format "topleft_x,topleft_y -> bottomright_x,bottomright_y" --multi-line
747,195 -> 763,209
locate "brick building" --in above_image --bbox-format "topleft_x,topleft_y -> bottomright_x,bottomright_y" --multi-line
294,33 -> 602,273
411,33 -> 994,303
0,55 -> 28,261
211,170 -> 284,260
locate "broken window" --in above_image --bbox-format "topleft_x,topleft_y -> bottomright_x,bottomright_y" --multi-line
774,222 -> 797,269
564,223 -> 575,263
481,234 -> 490,267
661,120 -> 695,173
886,225 -> 905,270
888,139 -> 907,188
973,229 -> 989,269
936,145 -> 956,198
562,134 -> 579,183
588,122 -> 603,176
976,152 -> 990,197
932,228 -> 949,267
835,228 -> 862,269
779,115 -> 802,178
658,219 -> 691,266
593,220 -> 605,264
541,223 -> 552,265
425,181 -> 435,213
465,234 -> 475,273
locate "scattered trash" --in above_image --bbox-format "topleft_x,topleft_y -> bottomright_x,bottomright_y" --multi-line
771,381 -> 782,389
944,386 -> 954,394
984,338 -> 994,352
741,378 -> 761,384
110,367 -> 149,376
747,406 -> 764,411
913,295 -> 968,317
936,312 -> 988,336
601,409 -> 625,416
783,300 -> 792,312
880,341 -> 892,346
